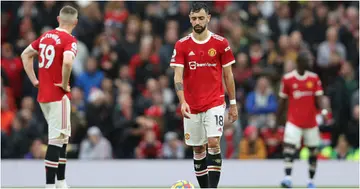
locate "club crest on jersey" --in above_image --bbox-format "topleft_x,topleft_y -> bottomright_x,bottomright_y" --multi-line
185,133 -> 190,140
306,81 -> 313,89
208,48 -> 216,57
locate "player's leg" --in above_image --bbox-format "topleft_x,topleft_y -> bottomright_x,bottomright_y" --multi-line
40,103 -> 61,188
204,104 -> 225,188
304,127 -> 321,188
281,122 -> 302,188
184,113 -> 208,188
56,96 -> 71,188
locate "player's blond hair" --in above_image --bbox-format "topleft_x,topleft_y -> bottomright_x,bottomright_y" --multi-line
59,5 -> 78,24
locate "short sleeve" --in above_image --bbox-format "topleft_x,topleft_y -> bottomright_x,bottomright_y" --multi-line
64,38 -> 77,58
279,78 -> 289,98
170,41 -> 184,68
30,38 -> 40,52
315,76 -> 324,96
221,39 -> 235,67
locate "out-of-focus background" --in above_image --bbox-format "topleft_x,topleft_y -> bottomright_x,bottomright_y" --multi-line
1,1 -> 359,187
1,0 -> 359,161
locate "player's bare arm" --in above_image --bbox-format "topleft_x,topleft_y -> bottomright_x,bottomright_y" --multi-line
54,53 -> 74,92
21,45 -> 39,88
173,66 -> 191,118
223,65 -> 238,123
276,97 -> 287,127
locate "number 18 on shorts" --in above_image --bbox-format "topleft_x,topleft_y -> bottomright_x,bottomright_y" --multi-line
184,104 -> 226,146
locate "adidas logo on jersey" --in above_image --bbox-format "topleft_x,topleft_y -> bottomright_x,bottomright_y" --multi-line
188,51 -> 195,56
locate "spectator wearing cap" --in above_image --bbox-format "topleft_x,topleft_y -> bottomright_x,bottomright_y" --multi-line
79,126 -> 113,159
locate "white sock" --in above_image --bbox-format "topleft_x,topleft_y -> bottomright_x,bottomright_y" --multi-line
285,176 -> 291,180
309,178 -> 314,183
45,184 -> 56,188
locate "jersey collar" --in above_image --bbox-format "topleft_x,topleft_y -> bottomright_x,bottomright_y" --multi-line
190,31 -> 212,44
56,28 -> 70,34
293,70 -> 309,80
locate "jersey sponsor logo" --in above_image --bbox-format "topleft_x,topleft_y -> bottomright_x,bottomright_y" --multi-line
188,61 -> 217,70
306,81 -> 313,89
208,48 -> 216,57
293,90 -> 313,99
189,51 -> 195,56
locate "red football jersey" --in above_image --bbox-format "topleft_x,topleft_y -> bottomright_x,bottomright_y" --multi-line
30,28 -> 77,103
170,31 -> 235,113
279,70 -> 323,128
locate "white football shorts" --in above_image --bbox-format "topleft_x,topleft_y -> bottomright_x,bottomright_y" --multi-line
184,104 -> 226,146
39,95 -> 71,139
284,121 -> 320,148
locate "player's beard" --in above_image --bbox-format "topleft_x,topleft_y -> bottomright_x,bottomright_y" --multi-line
193,24 -> 206,34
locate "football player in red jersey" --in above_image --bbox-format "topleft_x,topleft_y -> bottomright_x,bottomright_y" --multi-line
170,2 -> 238,188
276,52 -> 326,188
21,6 -> 78,189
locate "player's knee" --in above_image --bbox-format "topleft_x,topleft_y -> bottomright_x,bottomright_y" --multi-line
207,137 -> 220,149
193,145 -> 206,154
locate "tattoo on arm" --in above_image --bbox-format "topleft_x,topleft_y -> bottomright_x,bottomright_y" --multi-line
175,82 -> 183,91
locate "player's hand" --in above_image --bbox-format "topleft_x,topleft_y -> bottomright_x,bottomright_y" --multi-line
54,83 -> 71,92
32,80 -> 39,88
181,102 -> 191,119
228,104 -> 238,123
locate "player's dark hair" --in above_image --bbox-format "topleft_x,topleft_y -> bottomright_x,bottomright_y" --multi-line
190,2 -> 210,14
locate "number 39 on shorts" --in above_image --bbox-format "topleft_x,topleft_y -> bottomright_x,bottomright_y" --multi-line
39,44 -> 55,69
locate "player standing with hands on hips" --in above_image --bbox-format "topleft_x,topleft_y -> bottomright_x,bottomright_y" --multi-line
170,2 -> 238,188
21,6 -> 78,189
277,52 -> 325,188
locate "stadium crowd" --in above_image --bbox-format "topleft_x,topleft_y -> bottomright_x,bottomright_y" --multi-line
1,1 -> 359,160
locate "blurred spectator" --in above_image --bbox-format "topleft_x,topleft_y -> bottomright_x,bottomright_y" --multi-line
79,126 -> 113,159
159,20 -> 178,73
351,89 -> 359,109
260,115 -> 284,159
129,36 -> 161,90
245,76 -> 277,128
162,132 -> 185,159
318,134 -> 355,160
267,35 -> 297,73
238,126 -> 267,159
1,43 -> 24,103
268,3 -> 295,42
346,105 -> 359,148
75,57 -> 105,101
24,139 -> 46,159
340,62 -> 358,95
317,27 -> 346,68
135,130 -> 162,159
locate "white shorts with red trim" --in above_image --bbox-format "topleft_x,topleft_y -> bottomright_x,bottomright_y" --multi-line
40,95 -> 71,139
